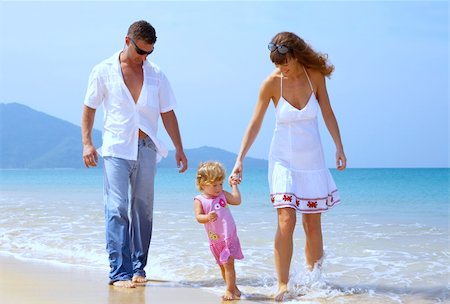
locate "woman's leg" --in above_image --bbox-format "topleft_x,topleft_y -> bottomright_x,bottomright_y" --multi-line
302,213 -> 323,271
274,208 -> 296,301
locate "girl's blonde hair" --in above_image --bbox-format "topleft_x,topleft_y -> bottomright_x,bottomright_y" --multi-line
196,161 -> 226,191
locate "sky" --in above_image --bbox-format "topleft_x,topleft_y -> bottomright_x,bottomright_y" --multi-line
0,1 -> 448,168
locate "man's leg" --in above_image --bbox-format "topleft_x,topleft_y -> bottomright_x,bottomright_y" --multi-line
129,137 -> 157,280
103,156 -> 134,285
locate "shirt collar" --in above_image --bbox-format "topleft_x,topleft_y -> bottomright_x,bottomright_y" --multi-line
108,50 -> 151,73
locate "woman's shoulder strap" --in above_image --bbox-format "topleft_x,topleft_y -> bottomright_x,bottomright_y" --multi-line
302,66 -> 314,94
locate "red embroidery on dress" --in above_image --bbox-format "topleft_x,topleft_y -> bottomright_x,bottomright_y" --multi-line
271,196 -> 275,203
296,199 -> 300,207
283,195 -> 292,202
307,201 -> 317,208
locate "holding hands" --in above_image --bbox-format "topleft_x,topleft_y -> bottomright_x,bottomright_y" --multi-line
229,161 -> 243,186
229,174 -> 241,186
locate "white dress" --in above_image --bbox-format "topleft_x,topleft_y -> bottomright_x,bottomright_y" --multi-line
268,68 -> 340,213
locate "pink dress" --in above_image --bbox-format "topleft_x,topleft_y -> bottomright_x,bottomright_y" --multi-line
194,191 -> 244,265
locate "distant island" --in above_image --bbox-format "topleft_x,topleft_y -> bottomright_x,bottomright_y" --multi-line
0,103 -> 267,169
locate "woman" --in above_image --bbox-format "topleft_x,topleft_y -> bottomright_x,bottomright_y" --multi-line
230,32 -> 346,301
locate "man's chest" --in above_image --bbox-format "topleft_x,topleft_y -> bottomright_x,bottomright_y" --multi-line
121,66 -> 144,103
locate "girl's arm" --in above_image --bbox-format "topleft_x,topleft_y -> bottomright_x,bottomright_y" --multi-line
194,199 -> 217,223
231,76 -> 274,181
314,71 -> 347,170
224,184 -> 241,206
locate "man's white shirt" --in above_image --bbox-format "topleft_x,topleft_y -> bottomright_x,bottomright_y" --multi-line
84,51 -> 176,161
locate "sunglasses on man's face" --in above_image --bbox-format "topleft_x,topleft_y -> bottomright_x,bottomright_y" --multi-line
268,43 -> 289,54
129,37 -> 154,56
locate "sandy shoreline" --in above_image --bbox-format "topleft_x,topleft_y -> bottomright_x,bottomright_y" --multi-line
0,254 -> 262,304
1,254 -> 448,304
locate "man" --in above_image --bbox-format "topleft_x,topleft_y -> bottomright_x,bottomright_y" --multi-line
81,20 -> 188,288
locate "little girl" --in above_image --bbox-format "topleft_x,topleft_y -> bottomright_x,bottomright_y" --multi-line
194,161 -> 244,301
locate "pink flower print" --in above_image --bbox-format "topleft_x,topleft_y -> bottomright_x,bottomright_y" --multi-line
307,201 -> 317,208
283,195 -> 292,202
219,199 -> 226,207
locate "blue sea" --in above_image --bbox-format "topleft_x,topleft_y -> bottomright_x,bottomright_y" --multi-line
0,168 -> 449,303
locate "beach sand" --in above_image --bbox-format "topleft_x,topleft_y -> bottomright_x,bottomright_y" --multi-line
0,255 -> 261,304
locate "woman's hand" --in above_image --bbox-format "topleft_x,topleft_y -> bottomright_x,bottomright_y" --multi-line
229,160 -> 243,185
336,149 -> 347,170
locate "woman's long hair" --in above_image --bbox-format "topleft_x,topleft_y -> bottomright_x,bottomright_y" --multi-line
269,32 -> 334,77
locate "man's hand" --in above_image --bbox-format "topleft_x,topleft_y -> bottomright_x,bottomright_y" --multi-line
83,144 -> 98,168
176,149 -> 188,173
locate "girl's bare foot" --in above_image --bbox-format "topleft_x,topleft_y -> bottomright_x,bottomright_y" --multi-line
222,289 -> 238,301
132,275 -> 147,284
233,286 -> 241,298
112,280 -> 136,288
274,284 -> 288,301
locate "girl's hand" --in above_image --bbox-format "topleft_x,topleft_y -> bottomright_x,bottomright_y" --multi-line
229,176 -> 240,186
336,149 -> 347,170
207,211 -> 218,222
229,161 -> 243,185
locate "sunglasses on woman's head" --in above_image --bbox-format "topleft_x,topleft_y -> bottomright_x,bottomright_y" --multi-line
129,37 -> 154,55
268,43 -> 289,54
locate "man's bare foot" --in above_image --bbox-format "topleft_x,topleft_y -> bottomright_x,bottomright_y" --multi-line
112,280 -> 135,288
132,275 -> 147,284
233,286 -> 241,298
274,284 -> 289,301
222,290 -> 238,301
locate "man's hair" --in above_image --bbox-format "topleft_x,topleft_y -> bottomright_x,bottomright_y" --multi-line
127,20 -> 157,44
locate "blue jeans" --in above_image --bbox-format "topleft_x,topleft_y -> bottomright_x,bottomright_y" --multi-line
103,137 -> 157,283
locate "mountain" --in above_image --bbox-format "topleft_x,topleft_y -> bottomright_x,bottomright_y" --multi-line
0,103 -> 267,169
0,103 -> 102,168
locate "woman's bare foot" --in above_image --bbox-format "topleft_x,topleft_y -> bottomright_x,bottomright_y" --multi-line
222,289 -> 238,301
233,286 -> 241,298
132,275 -> 147,284
274,284 -> 289,301
112,280 -> 136,288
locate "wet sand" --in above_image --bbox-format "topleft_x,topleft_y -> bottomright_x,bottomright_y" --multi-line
0,254 -> 262,304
